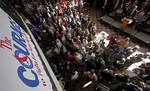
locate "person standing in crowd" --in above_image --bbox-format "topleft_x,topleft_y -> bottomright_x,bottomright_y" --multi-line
117,37 -> 130,55
108,34 -> 117,47
91,23 -> 97,35
118,37 -> 130,48
84,69 -> 98,81
133,10 -> 148,30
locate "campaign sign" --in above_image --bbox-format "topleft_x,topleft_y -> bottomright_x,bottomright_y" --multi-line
0,8 -> 53,91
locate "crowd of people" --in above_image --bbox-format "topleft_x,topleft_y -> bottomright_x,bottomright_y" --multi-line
14,0 -> 150,91
94,0 -> 150,30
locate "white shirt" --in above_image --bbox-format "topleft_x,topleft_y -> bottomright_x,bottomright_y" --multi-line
71,71 -> 79,80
